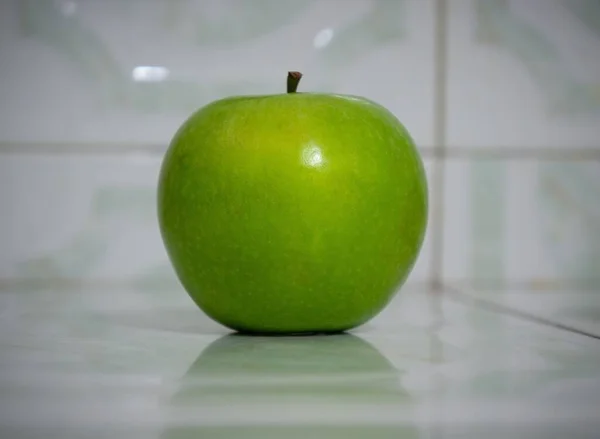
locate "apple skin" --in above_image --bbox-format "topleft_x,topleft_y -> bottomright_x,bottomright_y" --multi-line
158,90 -> 427,334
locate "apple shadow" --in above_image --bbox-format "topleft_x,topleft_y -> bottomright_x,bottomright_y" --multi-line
159,333 -> 420,439
230,328 -> 349,337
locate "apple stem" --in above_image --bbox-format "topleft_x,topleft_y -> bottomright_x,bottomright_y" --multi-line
287,71 -> 303,93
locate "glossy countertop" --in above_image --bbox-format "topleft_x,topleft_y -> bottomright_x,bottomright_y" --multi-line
1,284 -> 599,439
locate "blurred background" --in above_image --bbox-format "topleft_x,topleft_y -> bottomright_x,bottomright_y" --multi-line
0,0 -> 598,303
1,1 -> 600,436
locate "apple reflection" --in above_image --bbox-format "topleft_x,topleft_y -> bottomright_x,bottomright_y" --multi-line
161,333 -> 420,439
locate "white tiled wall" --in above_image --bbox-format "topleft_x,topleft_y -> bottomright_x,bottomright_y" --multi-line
0,153 -> 164,281
447,0 -> 600,149
442,158 -> 600,288
0,0 -> 435,147
1,0 -> 599,292
443,0 -> 600,290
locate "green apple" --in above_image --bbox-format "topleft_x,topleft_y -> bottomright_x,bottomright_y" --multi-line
158,72 -> 427,334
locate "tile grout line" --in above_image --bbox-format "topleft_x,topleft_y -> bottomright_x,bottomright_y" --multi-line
428,0 -> 449,292
0,144 -> 599,160
446,286 -> 600,341
0,277 -> 597,339
0,278 -> 434,291
436,147 -> 600,160
0,143 -> 169,155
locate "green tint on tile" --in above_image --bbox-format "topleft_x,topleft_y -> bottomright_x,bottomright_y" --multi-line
191,1 -> 312,45
17,0 -> 124,101
168,334 -> 406,403
469,160 -> 506,286
565,0 -> 600,36
444,159 -> 599,289
17,185 -> 161,280
447,0 -> 600,147
475,0 -> 600,115
313,0 -> 407,74
0,154 -> 165,281
161,425 -> 418,439
537,161 -> 600,289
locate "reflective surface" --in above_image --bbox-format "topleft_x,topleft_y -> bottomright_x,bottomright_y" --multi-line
455,286 -> 600,337
1,285 -> 599,438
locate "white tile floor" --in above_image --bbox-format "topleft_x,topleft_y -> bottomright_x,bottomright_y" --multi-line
0,284 -> 599,438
